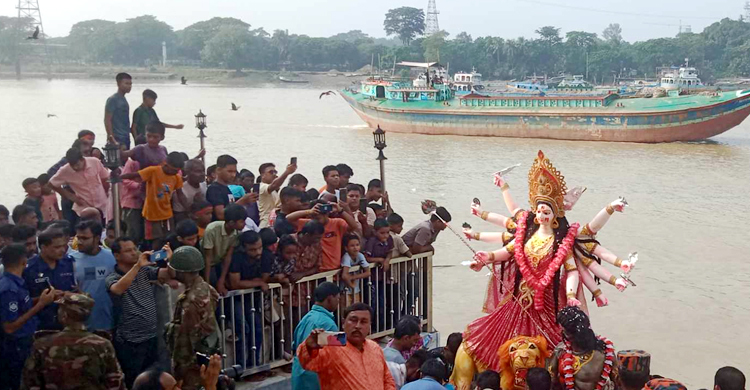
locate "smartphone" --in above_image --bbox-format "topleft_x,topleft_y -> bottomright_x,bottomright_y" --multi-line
339,188 -> 348,202
252,183 -> 260,194
151,250 -> 168,266
317,331 -> 346,347
196,352 -> 211,367
291,157 -> 297,165
319,204 -> 333,214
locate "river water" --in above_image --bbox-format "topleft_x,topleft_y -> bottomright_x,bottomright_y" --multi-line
1,79 -> 749,387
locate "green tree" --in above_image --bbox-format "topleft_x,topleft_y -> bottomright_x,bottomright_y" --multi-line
201,25 -> 254,70
383,7 -> 425,46
177,17 -> 250,60
0,16 -> 34,65
114,15 -> 176,65
422,31 -> 448,62
564,31 -> 598,77
67,19 -> 117,62
603,23 -> 623,45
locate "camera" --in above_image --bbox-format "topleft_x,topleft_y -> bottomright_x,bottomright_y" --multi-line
319,204 -> 333,214
196,352 -> 241,390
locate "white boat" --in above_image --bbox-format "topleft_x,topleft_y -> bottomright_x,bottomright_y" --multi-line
452,68 -> 485,93
659,63 -> 703,91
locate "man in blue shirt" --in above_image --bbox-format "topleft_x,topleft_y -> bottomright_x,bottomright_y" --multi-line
105,72 -> 132,148
402,358 -> 450,390
70,220 -> 116,332
23,228 -> 76,330
0,244 -> 55,390
291,282 -> 341,390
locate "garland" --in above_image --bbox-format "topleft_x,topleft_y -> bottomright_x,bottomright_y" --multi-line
513,211 -> 579,310
559,336 -> 615,390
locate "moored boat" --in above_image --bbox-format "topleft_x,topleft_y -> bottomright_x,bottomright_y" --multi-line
341,69 -> 750,143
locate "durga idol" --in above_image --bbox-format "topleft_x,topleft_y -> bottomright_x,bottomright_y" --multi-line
451,151 -> 633,390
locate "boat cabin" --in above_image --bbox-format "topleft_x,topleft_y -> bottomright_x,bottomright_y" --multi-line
458,92 -> 619,108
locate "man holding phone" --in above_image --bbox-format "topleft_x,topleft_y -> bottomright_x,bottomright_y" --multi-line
106,237 -> 175,389
297,303 -> 395,390
257,160 -> 297,228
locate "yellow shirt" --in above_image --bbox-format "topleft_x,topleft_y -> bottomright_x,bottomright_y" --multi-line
139,166 -> 183,222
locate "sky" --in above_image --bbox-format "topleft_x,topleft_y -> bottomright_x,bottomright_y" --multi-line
3,0 -> 746,42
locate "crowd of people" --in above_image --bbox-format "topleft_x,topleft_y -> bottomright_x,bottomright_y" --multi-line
0,72 -> 454,390
0,72 -> 745,390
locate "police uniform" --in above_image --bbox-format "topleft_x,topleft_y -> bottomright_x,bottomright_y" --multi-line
22,254 -> 76,330
0,273 -> 38,390
166,277 -> 220,390
21,293 -> 124,390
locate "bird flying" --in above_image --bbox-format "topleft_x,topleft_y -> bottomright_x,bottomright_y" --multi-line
231,103 -> 240,111
47,114 -> 57,118
319,91 -> 337,99
26,26 -> 39,40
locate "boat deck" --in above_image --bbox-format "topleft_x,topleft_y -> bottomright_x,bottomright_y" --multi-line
346,90 -> 747,115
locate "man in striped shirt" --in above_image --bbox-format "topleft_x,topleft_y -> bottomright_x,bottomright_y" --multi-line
106,237 -> 174,389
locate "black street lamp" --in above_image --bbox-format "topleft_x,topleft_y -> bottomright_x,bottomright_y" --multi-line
103,142 -> 123,238
373,125 -> 387,196
195,110 -> 207,164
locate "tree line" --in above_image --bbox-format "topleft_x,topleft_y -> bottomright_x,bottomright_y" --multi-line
2,9 -> 750,81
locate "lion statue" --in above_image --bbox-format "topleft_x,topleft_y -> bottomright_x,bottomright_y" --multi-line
498,336 -> 550,390
451,335 -> 550,390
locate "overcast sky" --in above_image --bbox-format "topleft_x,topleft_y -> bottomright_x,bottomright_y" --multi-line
3,0 -> 745,42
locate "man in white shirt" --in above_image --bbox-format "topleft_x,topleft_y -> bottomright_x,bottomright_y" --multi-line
386,349 -> 431,389
257,161 -> 296,227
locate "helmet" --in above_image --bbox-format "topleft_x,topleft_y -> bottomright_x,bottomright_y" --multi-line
169,246 -> 205,272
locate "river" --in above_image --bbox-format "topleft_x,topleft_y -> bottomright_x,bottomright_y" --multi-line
1,79 -> 749,387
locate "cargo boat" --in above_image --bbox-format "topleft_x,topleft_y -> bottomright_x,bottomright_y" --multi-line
341,68 -> 750,143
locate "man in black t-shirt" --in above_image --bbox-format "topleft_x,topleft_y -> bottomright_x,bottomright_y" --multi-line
227,231 -> 270,366
274,187 -> 306,237
206,155 -> 257,221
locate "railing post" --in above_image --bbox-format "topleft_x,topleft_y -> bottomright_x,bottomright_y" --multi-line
426,252 -> 434,332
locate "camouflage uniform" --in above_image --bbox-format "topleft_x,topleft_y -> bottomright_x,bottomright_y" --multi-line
21,293 -> 123,390
165,276 -> 220,390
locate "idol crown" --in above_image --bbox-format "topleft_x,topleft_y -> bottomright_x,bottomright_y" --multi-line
528,150 -> 568,218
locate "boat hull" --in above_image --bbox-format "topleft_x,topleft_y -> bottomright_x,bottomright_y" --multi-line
341,91 -> 750,143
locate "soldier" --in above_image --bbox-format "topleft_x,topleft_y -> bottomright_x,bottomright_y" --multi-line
21,292 -> 124,390
165,246 -> 220,390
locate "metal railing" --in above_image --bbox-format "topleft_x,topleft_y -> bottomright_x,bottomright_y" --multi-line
215,252 -> 434,376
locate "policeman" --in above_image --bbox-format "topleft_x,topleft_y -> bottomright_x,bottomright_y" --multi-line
22,292 -> 124,390
165,246 -> 220,390
22,228 -> 76,330
0,244 -> 54,390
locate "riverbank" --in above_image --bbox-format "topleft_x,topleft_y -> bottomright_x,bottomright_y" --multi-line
0,63 -> 366,88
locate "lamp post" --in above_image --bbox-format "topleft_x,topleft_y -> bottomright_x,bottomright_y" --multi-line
373,125 -> 387,202
103,142 -> 122,238
195,110 -> 207,165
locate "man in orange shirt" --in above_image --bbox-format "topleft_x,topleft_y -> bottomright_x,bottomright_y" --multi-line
121,152 -> 188,249
297,303 -> 395,390
295,200 -> 359,271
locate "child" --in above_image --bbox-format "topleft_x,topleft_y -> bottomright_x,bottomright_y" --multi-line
121,121 -> 168,169
131,89 -> 184,139
21,177 -> 43,223
120,152 -> 188,249
271,234 -> 297,284
259,228 -> 278,275
37,174 -> 62,222
171,219 -> 200,249
364,219 -> 394,272
387,213 -> 413,259
369,203 -> 388,220
340,234 -> 371,299
103,220 -> 127,249
0,205 -> 9,226
190,201 -> 213,239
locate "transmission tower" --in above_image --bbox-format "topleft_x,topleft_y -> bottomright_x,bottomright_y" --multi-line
425,0 -> 440,36
17,0 -> 45,38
